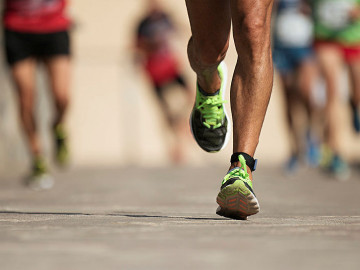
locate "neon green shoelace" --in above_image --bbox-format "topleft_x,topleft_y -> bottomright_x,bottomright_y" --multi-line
222,155 -> 251,186
197,94 -> 225,129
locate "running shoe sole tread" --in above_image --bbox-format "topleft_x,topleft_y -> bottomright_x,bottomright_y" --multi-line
216,180 -> 260,220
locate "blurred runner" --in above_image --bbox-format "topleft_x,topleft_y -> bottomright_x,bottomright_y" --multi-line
312,0 -> 360,178
186,0 -> 274,219
273,0 -> 320,172
2,0 -> 72,189
134,0 -> 193,163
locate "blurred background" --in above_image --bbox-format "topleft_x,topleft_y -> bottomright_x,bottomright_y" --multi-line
0,0 -> 359,180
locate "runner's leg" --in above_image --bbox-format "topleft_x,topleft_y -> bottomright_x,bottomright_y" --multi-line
230,0 -> 274,175
297,58 -> 321,166
186,0 -> 274,219
348,60 -> 360,106
348,59 -> 360,133
11,58 -> 40,158
297,58 -> 318,118
217,0 -> 274,218
186,0 -> 231,94
316,45 -> 343,152
186,0 -> 232,153
44,56 -> 71,127
45,55 -> 71,165
281,73 -> 302,162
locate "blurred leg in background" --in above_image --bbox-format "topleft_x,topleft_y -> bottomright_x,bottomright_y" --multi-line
275,54 -> 318,173
347,55 -> 360,134
273,0 -> 319,173
134,0 -> 193,164
297,58 -> 321,168
45,56 -> 71,167
153,76 -> 193,164
315,43 -> 349,178
10,58 -> 49,178
312,0 -> 360,177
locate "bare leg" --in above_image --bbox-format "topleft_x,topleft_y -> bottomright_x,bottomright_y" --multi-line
316,45 -> 343,153
186,0 -> 231,94
348,60 -> 360,106
297,59 -> 318,119
44,56 -> 71,127
230,0 -> 274,175
186,0 -> 274,177
186,0 -> 273,219
11,58 -> 40,159
348,59 -> 360,133
44,56 -> 71,165
281,73 -> 302,159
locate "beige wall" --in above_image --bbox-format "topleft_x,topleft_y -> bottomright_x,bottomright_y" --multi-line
1,0 -> 359,177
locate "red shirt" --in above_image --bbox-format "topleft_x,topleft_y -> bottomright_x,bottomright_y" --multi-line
3,0 -> 70,33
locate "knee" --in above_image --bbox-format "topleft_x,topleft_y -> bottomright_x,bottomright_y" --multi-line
233,2 -> 273,54
241,16 -> 267,45
188,36 -> 229,68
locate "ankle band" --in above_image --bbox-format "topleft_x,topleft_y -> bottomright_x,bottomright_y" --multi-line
230,152 -> 257,171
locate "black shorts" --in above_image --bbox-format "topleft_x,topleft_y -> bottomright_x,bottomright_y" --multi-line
4,29 -> 71,66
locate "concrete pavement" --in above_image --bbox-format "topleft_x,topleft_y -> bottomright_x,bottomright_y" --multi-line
1,165 -> 360,270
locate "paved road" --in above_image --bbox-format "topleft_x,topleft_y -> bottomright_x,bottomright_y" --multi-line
0,165 -> 360,270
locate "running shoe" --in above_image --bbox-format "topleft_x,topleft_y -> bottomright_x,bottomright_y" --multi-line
350,101 -> 360,133
54,124 -> 69,166
216,154 -> 260,220
190,62 -> 230,152
284,154 -> 299,173
319,144 -> 333,169
329,154 -> 350,181
306,131 -> 320,168
25,156 -> 54,191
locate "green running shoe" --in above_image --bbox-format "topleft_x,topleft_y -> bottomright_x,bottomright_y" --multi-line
216,154 -> 260,220
54,124 -> 69,167
25,156 -> 54,191
190,61 -> 230,152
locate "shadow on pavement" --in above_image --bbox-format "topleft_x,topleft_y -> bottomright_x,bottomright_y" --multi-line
0,210 -> 227,221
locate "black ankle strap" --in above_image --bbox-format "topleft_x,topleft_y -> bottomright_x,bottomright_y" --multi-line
230,152 -> 258,172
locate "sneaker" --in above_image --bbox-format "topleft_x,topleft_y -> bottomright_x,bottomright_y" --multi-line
190,62 -> 230,152
350,101 -> 360,133
54,124 -> 69,166
284,154 -> 299,174
319,144 -> 333,169
216,154 -> 260,220
329,154 -> 350,181
25,157 -> 54,191
306,131 -> 320,167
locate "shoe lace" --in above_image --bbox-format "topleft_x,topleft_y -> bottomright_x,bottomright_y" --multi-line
222,155 -> 249,184
197,94 -> 225,129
